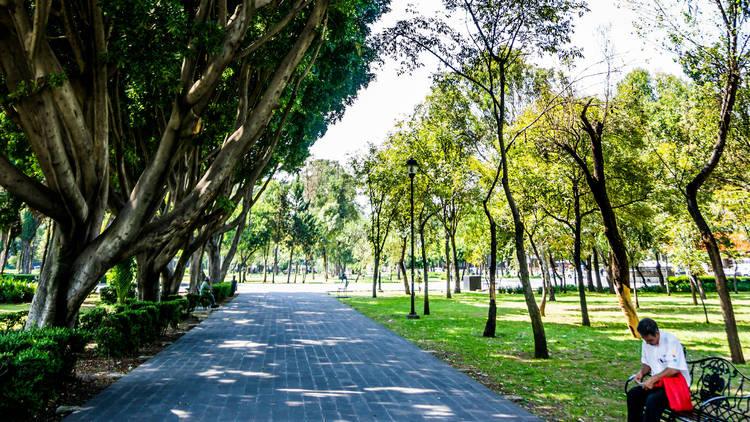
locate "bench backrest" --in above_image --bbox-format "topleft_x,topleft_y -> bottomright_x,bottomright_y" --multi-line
688,356 -> 749,418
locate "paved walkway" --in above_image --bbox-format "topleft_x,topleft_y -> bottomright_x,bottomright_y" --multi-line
66,285 -> 542,421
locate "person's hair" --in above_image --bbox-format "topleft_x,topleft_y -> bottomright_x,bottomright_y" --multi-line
637,318 -> 659,337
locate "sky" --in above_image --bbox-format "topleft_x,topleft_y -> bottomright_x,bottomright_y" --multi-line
308,1 -> 684,165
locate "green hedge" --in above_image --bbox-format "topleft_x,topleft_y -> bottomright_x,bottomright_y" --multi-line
92,298 -> 187,357
0,328 -> 88,418
639,276 -> 750,293
186,293 -> 199,313
212,282 -> 232,302
0,277 -> 36,303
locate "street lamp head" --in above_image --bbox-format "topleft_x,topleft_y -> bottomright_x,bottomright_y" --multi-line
406,157 -> 418,176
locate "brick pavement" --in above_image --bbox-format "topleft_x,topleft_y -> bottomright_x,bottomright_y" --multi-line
65,286 -> 543,421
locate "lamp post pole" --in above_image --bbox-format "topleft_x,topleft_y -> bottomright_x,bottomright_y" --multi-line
407,158 -> 419,319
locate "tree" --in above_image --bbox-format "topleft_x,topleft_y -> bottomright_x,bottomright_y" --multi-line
416,77 -> 480,297
303,160 -> 359,282
634,0 -> 748,364
531,70 -> 653,338
0,0 -> 387,328
352,145 -> 398,298
236,205 -> 272,282
382,0 -> 585,357
0,190 -> 21,274
17,209 -> 42,274
268,182 -> 291,284
521,128 -> 596,326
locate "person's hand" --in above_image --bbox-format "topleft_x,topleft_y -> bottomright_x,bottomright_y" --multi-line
643,376 -> 658,390
634,372 -> 643,383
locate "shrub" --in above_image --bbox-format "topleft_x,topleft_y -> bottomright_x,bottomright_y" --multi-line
0,328 -> 88,417
99,286 -> 118,304
665,276 -> 750,293
0,310 -> 29,331
212,282 -> 232,302
92,299 -> 187,356
100,282 -> 136,305
639,277 -> 750,294
186,293 -> 199,313
94,310 -> 143,356
79,307 -> 109,332
107,259 -> 136,304
0,277 -> 36,303
157,300 -> 184,329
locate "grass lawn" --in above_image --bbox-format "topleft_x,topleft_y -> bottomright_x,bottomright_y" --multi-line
339,290 -> 750,421
0,303 -> 30,313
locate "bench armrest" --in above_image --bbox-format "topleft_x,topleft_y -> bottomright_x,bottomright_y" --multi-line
700,394 -> 750,406
696,394 -> 750,420
625,375 -> 636,394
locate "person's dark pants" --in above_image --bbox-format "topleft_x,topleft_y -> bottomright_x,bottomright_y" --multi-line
627,386 -> 668,422
201,290 -> 217,307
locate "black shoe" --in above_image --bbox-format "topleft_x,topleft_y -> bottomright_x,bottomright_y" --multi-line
211,304 -> 219,308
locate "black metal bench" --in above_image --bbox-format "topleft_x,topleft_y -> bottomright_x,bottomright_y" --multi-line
625,356 -> 750,421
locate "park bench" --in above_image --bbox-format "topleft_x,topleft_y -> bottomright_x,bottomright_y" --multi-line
625,356 -> 750,421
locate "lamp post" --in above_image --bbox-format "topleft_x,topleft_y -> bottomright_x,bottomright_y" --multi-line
406,158 -> 420,319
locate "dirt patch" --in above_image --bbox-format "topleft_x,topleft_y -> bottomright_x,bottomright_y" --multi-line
31,296 -> 235,421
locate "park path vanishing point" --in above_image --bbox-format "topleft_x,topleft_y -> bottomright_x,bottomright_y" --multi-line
65,284 -> 542,421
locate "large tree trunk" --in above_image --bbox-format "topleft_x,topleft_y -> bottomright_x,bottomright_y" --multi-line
444,231 -> 452,299
136,252 -> 160,301
206,235 -> 222,284
189,247 -> 204,294
25,229 -> 83,328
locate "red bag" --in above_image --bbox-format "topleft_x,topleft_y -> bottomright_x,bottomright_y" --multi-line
661,374 -> 694,412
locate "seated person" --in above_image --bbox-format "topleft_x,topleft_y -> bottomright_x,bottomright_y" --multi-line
200,277 -> 219,308
627,318 -> 690,422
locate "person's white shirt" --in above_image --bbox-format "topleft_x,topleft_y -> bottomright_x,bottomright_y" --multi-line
641,330 -> 690,386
